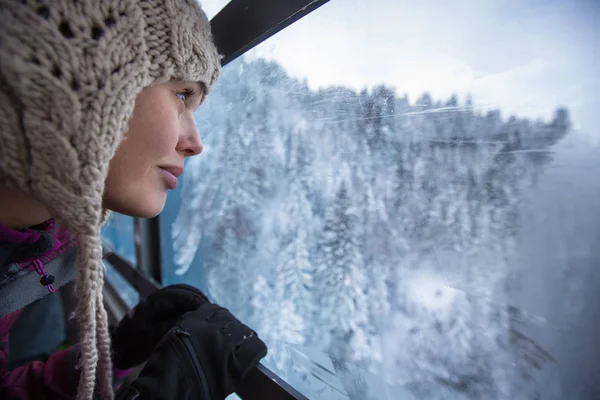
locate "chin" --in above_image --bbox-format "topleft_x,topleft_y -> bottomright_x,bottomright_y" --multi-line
132,205 -> 164,219
103,194 -> 166,219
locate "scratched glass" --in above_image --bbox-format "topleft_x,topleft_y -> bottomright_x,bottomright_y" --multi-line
159,1 -> 600,399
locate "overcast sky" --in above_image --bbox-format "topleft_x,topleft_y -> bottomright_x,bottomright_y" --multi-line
202,0 -> 600,142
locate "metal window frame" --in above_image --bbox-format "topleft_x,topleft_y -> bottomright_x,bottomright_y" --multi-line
212,0 -> 331,67
135,217 -> 163,283
105,1 -> 334,399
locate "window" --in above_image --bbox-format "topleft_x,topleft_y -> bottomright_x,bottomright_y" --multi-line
159,1 -> 600,399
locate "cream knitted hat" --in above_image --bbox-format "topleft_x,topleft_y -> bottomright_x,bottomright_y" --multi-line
0,0 -> 221,399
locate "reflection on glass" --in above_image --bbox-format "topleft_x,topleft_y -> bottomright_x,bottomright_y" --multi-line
104,262 -> 139,309
167,1 -> 600,399
101,213 -> 139,308
102,213 -> 135,265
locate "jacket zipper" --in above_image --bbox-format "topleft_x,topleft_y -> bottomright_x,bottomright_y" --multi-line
172,327 -> 211,400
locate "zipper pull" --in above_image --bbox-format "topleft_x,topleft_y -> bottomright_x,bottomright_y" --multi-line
40,274 -> 55,286
33,259 -> 56,292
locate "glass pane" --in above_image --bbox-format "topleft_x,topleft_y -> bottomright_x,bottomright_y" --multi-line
161,1 -> 600,399
103,262 -> 139,309
101,213 -> 139,308
102,213 -> 136,265
199,0 -> 231,20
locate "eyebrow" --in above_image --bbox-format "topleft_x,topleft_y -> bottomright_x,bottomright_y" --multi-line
173,79 -> 204,94
191,81 -> 204,95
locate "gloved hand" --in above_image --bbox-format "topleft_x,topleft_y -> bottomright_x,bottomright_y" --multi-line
110,284 -> 209,369
115,295 -> 268,400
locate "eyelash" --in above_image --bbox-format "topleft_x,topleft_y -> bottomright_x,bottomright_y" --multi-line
176,88 -> 195,103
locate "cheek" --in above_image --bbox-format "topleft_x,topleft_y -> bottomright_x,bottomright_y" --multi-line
106,136 -> 145,184
115,112 -> 178,173
103,157 -> 168,218
102,138 -> 168,218
140,113 -> 181,160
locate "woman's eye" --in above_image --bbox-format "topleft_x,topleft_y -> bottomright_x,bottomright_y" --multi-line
176,89 -> 195,103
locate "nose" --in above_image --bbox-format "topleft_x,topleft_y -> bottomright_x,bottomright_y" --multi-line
177,113 -> 203,157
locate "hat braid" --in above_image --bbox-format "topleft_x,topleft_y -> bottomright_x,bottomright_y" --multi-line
95,260 -> 114,400
75,232 -> 101,400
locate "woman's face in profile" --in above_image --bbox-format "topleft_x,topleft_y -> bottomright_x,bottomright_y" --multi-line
103,81 -> 205,218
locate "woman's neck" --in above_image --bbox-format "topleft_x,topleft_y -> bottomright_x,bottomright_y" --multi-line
0,185 -> 52,229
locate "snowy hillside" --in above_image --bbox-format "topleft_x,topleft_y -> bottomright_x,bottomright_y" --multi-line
159,57 -> 573,400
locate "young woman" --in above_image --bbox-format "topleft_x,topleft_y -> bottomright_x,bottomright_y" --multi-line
0,0 -> 267,399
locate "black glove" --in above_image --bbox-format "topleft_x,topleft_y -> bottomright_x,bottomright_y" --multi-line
115,297 -> 268,400
110,284 -> 209,369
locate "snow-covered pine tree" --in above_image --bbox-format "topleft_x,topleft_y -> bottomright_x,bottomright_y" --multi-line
273,174 -> 315,342
313,179 -> 370,362
250,275 -> 303,376
207,226 -> 247,315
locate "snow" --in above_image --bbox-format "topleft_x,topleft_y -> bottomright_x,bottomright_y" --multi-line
407,272 -> 457,316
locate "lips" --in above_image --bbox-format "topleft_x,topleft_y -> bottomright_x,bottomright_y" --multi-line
159,166 -> 183,189
159,166 -> 184,178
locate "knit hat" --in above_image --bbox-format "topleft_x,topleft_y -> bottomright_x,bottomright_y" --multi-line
0,1 -> 221,399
